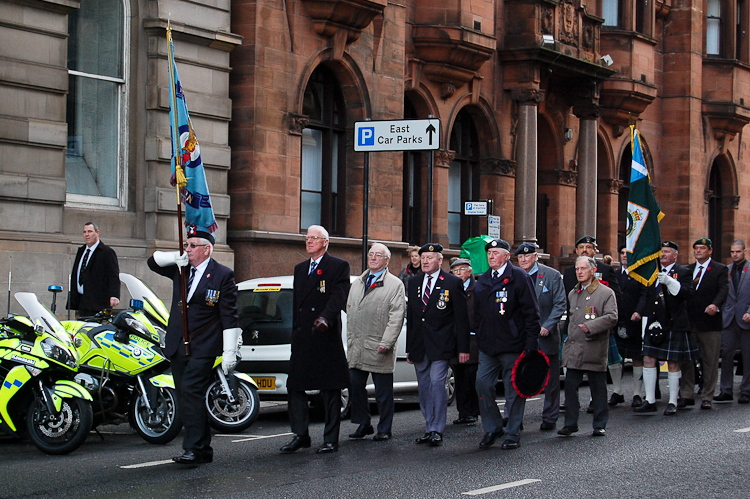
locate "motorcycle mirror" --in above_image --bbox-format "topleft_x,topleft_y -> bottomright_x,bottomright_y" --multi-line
74,336 -> 83,348
114,329 -> 129,343
34,323 -> 44,336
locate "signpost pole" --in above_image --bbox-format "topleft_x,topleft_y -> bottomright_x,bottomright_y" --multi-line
427,149 -> 434,242
362,151 -> 370,271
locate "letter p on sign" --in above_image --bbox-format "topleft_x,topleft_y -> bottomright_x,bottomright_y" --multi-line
359,127 -> 375,146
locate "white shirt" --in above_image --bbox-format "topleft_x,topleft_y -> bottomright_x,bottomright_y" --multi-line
490,263 -> 508,280
309,256 -> 323,275
693,257 -> 711,288
422,270 -> 439,295
77,240 -> 100,294
187,258 -> 210,302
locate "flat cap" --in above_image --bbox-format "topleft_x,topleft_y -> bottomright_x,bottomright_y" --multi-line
514,242 -> 537,256
693,237 -> 712,249
419,243 -> 443,254
575,235 -> 597,246
485,239 -> 511,251
450,258 -> 472,269
662,240 -> 679,250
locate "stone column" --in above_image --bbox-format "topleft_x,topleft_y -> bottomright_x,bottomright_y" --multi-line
512,89 -> 545,246
573,104 -> 600,238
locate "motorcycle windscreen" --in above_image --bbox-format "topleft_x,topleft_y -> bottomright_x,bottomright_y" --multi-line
14,292 -> 74,348
119,273 -> 169,327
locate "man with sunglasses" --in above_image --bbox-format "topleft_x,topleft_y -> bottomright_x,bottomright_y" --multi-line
148,225 -> 241,465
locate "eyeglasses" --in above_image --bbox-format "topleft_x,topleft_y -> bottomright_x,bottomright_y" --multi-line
305,236 -> 325,242
183,243 -> 208,249
368,252 -> 387,259
452,267 -> 470,273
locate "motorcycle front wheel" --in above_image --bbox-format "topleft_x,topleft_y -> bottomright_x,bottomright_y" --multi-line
129,387 -> 183,444
205,377 -> 259,433
26,396 -> 93,455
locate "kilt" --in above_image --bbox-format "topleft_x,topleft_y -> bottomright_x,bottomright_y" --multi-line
642,329 -> 700,362
607,333 -> 623,365
615,328 -> 643,359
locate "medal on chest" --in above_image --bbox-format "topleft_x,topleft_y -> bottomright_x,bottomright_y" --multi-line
437,289 -> 449,310
495,290 -> 508,303
205,289 -> 220,306
318,280 -> 326,293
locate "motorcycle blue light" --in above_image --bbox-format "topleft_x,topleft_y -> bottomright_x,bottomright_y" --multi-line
131,299 -> 144,310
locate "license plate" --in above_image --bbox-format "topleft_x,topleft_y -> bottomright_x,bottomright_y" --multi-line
252,377 -> 276,390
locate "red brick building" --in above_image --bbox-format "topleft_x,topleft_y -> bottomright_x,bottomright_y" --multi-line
228,0 -> 750,279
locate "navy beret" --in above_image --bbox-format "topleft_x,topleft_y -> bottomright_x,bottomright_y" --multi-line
419,243 -> 443,254
662,240 -> 679,250
187,225 -> 215,245
485,239 -> 511,251
514,242 -> 537,256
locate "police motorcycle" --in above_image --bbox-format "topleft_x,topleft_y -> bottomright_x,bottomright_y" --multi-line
0,292 -> 93,455
59,274 -> 182,444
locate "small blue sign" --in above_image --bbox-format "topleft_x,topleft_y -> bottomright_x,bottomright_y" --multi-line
358,127 -> 375,147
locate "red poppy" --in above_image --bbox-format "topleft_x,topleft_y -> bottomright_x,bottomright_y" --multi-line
206,274 -> 211,279
316,269 -> 322,275
707,267 -> 712,272
503,278 -> 509,284
538,274 -> 543,278
439,275 -> 444,280
745,267 -> 748,273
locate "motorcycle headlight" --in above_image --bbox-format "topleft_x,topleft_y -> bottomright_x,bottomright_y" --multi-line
41,338 -> 77,368
125,316 -> 151,337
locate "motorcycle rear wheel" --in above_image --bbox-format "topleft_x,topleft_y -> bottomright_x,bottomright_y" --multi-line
205,378 -> 259,433
129,387 -> 183,444
26,396 -> 93,455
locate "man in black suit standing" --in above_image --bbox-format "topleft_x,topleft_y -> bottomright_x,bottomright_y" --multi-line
680,238 -> 728,410
68,222 -> 120,317
407,243 -> 470,447
280,225 -> 350,455
148,225 -> 241,464
449,258 -> 479,426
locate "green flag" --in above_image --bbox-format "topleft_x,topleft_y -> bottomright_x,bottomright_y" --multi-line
626,126 -> 663,286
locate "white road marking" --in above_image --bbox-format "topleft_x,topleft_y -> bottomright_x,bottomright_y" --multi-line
734,427 -> 750,433
231,432 -> 294,443
120,459 -> 174,469
463,479 -> 541,495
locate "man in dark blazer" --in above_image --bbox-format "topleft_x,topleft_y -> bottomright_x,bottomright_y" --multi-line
407,243 -> 470,446
681,238 -> 728,409
280,225 -> 350,455
474,239 -> 540,450
148,225 -> 241,464
68,222 -> 120,316
449,258 -> 479,425
515,242 -> 566,431
717,240 -> 750,404
635,241 -> 696,415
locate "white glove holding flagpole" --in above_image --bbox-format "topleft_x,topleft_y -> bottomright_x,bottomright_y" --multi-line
222,327 -> 242,374
657,272 -> 681,296
153,251 -> 189,268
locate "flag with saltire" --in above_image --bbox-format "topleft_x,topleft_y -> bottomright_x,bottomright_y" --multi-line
167,31 -> 218,233
625,126 -> 663,286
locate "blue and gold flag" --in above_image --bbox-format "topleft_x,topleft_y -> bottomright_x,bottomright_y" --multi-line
625,126 -> 663,286
168,32 -> 218,233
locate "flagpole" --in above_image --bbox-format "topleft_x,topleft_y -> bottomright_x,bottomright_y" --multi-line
167,24 -> 191,356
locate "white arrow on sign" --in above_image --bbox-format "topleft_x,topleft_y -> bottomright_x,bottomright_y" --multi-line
354,119 -> 440,152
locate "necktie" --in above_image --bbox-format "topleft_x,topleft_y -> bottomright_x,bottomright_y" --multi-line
187,267 -> 196,296
309,260 -> 317,276
79,248 -> 91,285
492,270 -> 498,280
422,275 -> 432,311
365,274 -> 374,295
693,265 -> 703,287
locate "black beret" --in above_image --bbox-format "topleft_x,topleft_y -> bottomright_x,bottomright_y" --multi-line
512,350 -> 550,398
693,238 -> 712,249
419,243 -> 443,254
485,239 -> 511,251
662,240 -> 679,250
575,235 -> 597,246
187,225 -> 215,245
514,242 -> 537,256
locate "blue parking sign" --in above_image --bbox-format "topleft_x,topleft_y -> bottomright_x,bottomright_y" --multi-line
358,127 -> 375,147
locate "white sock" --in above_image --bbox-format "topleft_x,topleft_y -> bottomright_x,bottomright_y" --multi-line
644,367 -> 657,404
668,371 -> 681,406
609,363 -> 623,395
633,366 -> 644,398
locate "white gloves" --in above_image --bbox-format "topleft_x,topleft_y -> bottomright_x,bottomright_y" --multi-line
153,251 -> 189,268
657,272 -> 681,296
222,327 -> 243,374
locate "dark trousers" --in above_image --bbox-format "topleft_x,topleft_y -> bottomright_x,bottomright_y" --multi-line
171,348 -> 215,456
452,361 -> 479,419
564,369 -> 608,430
288,389 -> 341,444
349,368 -> 394,434
720,321 -> 750,396
542,354 -> 561,424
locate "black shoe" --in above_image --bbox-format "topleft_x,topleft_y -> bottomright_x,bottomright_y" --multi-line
592,428 -> 606,437
500,439 -> 520,450
608,393 -> 625,406
676,398 -> 695,409
634,401 -> 657,413
453,416 -> 478,425
557,426 -> 578,436
631,395 -> 643,408
173,450 -> 212,464
540,421 -> 556,431
663,403 -> 677,415
713,393 -> 733,402
429,432 -> 443,446
280,435 -> 311,453
373,432 -> 392,441
316,442 -> 338,454
701,400 -> 712,410
739,394 -> 750,404
348,424 -> 374,439
415,432 -> 432,444
479,431 -> 504,448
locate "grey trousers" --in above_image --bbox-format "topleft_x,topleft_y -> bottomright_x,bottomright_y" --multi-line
413,358 -> 449,434
476,351 -> 525,442
720,321 -> 750,396
542,354 -> 561,424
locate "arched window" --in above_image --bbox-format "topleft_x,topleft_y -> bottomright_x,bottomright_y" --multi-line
300,65 -> 346,234
66,0 -> 128,207
448,109 -> 480,246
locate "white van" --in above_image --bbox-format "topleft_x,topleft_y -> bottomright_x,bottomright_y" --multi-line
236,275 -> 454,415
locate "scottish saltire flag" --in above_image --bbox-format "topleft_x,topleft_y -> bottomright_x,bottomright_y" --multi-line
625,126 -> 663,286
168,34 -> 218,233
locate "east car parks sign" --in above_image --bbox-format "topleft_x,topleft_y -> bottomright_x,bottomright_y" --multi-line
354,119 -> 440,152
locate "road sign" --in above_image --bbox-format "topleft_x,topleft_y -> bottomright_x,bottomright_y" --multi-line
464,201 -> 488,216
488,215 -> 501,239
354,119 -> 440,152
